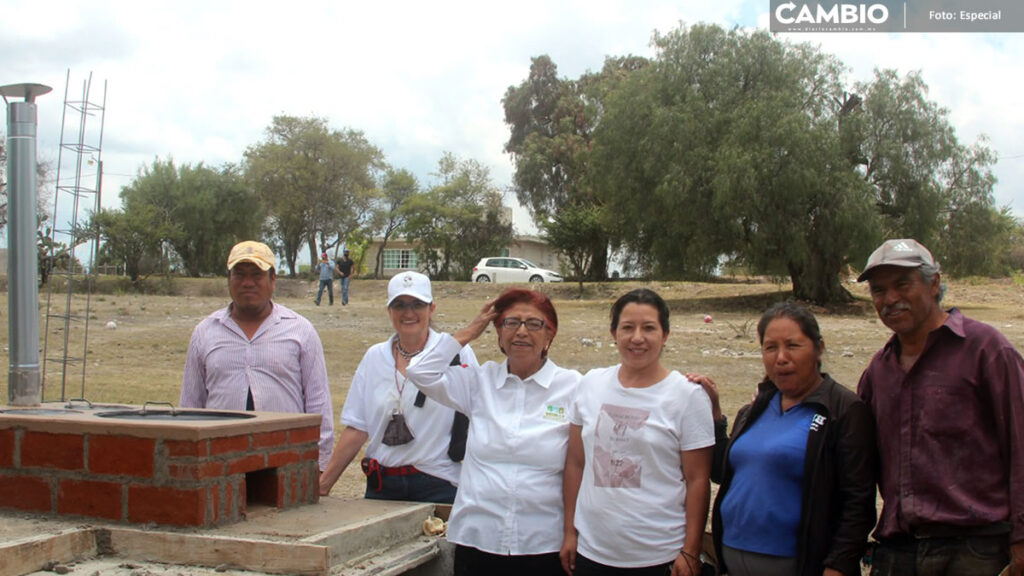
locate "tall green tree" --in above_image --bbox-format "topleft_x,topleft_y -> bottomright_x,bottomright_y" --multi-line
403,153 -> 514,280
244,115 -> 383,275
371,168 -> 418,278
591,24 -> 879,301
503,55 -> 644,280
119,158 -> 262,276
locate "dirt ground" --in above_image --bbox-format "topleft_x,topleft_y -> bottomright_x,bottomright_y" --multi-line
4,275 -> 1024,501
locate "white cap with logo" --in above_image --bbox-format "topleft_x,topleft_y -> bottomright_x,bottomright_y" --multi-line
387,271 -> 433,306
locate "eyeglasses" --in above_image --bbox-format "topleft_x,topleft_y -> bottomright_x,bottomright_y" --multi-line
501,317 -> 546,331
389,299 -> 429,311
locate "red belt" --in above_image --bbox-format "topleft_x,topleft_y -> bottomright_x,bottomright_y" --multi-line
381,464 -> 420,476
361,458 -> 420,491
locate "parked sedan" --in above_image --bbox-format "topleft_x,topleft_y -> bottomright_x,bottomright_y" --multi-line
471,257 -> 563,283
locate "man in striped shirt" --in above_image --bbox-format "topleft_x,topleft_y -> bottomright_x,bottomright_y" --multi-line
180,241 -> 335,471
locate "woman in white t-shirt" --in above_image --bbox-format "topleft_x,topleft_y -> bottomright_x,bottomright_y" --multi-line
561,288 -> 715,576
407,288 -> 581,576
318,271 -> 477,502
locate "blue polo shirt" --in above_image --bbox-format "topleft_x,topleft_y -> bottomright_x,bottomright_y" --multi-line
720,392 -> 815,557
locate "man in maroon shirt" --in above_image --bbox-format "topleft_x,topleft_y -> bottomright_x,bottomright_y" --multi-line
858,239 -> 1024,576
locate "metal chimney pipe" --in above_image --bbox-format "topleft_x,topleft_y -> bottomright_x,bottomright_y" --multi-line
2,83 -> 51,406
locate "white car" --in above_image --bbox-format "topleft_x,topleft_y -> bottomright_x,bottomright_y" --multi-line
471,257 -> 563,283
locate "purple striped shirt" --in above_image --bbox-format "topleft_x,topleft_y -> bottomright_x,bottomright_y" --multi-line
181,302 -> 334,469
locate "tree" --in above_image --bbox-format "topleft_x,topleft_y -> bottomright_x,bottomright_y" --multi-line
403,153 -> 514,280
540,203 -> 606,291
119,158 -> 262,276
590,24 -> 880,301
503,55 -> 644,280
371,168 -> 418,278
92,206 -> 167,284
244,115 -> 383,275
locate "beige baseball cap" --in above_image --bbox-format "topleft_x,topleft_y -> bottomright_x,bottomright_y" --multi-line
227,241 -> 275,271
858,239 -> 937,282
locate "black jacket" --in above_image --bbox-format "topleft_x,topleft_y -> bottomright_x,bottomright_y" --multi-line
711,375 -> 876,576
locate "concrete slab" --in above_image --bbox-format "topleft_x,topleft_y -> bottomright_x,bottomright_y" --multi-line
1,496 -> 447,576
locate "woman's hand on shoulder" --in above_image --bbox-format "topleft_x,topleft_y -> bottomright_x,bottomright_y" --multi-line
453,300 -> 498,346
686,373 -> 723,422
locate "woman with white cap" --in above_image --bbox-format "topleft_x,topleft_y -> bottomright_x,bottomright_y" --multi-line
318,271 -> 477,503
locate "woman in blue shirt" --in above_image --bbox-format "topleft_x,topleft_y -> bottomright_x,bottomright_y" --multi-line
693,302 -> 875,576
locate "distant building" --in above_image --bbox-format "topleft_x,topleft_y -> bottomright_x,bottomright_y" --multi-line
366,235 -> 565,279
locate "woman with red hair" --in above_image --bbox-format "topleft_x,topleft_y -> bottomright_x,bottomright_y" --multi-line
407,288 -> 581,576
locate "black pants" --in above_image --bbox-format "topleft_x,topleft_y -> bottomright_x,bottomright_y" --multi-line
454,544 -> 563,576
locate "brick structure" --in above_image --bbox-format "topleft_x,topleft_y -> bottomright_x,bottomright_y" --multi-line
0,407 -> 321,528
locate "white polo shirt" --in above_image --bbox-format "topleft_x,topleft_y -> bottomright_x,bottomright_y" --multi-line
407,333 -> 582,555
340,329 -> 478,484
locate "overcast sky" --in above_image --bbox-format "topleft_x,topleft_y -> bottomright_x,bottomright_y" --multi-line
3,0 -> 1022,237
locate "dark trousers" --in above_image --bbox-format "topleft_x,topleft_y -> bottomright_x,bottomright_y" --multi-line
574,552 -> 673,576
363,470 -> 456,504
454,545 -> 563,576
870,534 -> 1009,576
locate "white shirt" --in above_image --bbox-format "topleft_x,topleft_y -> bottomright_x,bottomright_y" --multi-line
569,366 -> 714,567
340,329 -> 478,484
180,302 -> 335,470
407,333 -> 581,555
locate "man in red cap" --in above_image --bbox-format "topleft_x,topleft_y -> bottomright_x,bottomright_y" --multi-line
314,251 -> 334,306
858,239 -> 1024,576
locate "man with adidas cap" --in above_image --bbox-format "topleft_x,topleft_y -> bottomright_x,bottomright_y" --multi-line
181,240 -> 335,472
857,239 -> 1024,576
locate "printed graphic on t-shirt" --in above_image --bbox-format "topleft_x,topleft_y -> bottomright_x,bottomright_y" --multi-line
593,403 -> 650,487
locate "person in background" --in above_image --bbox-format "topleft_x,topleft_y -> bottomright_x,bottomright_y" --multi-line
314,252 -> 334,306
318,271 -> 477,502
335,249 -> 354,305
181,240 -> 334,471
858,239 -> 1024,576
561,288 -> 714,576
406,289 -> 581,576
696,301 -> 875,576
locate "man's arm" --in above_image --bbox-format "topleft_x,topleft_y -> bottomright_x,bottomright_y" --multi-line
180,327 -> 208,408
299,325 -> 335,471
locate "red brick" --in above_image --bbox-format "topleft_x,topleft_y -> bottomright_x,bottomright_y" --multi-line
289,426 -> 319,445
22,431 -> 84,470
226,454 -> 265,475
0,429 -> 14,467
210,435 -> 250,456
58,479 -> 122,520
89,436 -> 156,478
267,449 -> 300,469
128,485 -> 206,527
168,460 -> 223,480
301,448 -> 319,463
252,430 -> 288,449
0,474 -> 52,512
277,470 -> 288,507
165,439 -> 208,458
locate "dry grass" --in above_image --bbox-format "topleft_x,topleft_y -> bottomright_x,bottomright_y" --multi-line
4,275 -> 1024,501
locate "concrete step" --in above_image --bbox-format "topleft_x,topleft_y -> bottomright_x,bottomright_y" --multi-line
302,502 -> 436,566
332,536 -> 440,576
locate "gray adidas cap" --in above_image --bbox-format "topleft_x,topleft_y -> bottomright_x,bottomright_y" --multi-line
857,239 -> 938,282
